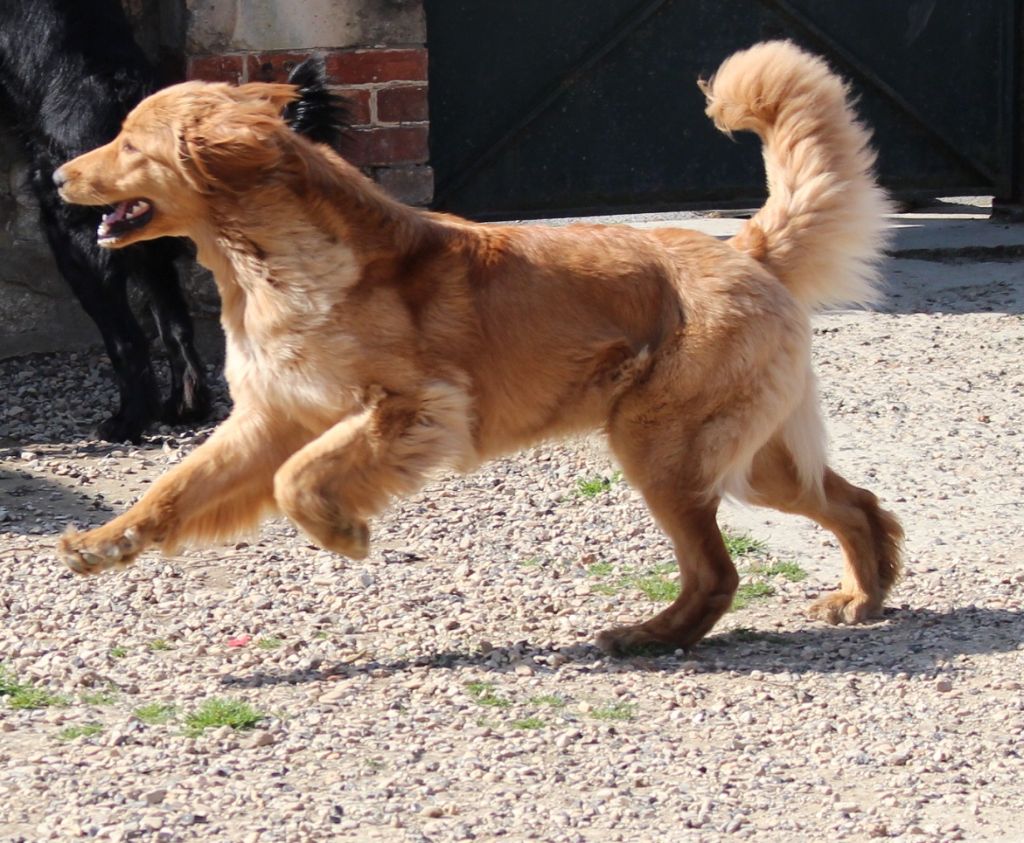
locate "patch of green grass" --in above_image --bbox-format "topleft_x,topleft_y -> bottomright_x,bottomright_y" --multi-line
575,471 -> 623,499
632,564 -> 680,602
592,582 -> 621,596
750,559 -> 807,582
527,694 -> 566,708
0,664 -> 20,695
8,685 -> 68,710
147,639 -> 172,652
731,581 -> 776,611
722,531 -> 767,558
80,689 -> 117,706
589,561 -> 679,603
183,698 -> 264,737
0,664 -> 20,698
511,716 -> 546,730
465,681 -> 512,709
576,477 -> 610,498
633,574 -> 679,603
257,637 -> 283,650
58,723 -> 103,741
0,665 -> 68,710
109,646 -> 128,659
590,701 -> 635,722
133,703 -> 176,725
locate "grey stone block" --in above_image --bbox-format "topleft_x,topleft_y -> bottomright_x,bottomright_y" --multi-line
186,0 -> 425,53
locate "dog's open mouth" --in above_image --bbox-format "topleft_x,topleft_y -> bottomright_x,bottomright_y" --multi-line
97,199 -> 153,244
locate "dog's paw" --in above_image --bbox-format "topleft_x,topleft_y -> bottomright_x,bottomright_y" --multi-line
596,624 -> 675,657
94,413 -> 147,445
298,514 -> 370,561
58,526 -> 143,575
808,591 -> 881,625
161,376 -> 211,425
328,518 -> 370,561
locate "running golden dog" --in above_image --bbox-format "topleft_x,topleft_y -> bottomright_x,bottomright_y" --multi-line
55,41 -> 903,652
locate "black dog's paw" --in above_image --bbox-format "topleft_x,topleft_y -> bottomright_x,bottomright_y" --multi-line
160,377 -> 211,425
94,412 -> 146,444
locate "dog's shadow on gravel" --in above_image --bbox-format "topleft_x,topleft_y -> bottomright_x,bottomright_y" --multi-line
222,605 -> 1022,690
0,443 -> 125,536
0,467 -> 109,537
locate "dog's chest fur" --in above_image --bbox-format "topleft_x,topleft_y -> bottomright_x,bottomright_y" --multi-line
203,227 -> 366,420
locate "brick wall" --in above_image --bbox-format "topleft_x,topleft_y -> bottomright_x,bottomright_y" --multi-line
184,0 -> 433,206
187,47 -> 432,205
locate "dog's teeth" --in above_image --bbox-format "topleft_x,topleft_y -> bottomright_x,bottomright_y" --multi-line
125,200 -> 148,219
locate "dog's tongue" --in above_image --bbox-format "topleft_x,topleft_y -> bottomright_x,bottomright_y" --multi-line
102,202 -> 130,226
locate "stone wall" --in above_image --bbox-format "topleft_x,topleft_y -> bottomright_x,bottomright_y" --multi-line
0,0 -> 431,359
0,126 -> 104,358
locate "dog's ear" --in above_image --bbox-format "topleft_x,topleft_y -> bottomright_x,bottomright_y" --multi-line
232,82 -> 299,112
179,100 -> 288,192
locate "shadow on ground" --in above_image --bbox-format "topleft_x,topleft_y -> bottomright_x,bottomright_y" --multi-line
0,461 -> 116,537
220,605 -> 1022,690
881,267 -> 1024,316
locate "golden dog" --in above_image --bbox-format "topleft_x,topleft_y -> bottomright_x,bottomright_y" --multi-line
55,41 -> 903,653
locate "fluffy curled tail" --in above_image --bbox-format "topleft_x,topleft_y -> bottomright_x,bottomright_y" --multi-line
702,41 -> 891,309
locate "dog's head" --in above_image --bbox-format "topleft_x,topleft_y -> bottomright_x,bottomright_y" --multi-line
55,80 -> 310,248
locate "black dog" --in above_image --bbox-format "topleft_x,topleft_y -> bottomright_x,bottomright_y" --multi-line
0,0 -> 346,442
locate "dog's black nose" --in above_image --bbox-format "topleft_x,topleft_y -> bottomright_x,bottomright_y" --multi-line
52,168 -> 68,189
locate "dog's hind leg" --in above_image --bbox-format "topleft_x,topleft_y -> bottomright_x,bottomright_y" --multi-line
595,298 -> 811,654
597,416 -> 742,655
596,492 -> 739,655
274,383 -> 475,559
747,437 -> 904,624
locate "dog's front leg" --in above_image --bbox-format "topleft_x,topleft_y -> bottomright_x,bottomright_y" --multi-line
274,384 -> 475,558
59,411 -> 301,574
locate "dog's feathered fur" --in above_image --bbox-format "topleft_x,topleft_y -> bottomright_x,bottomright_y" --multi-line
704,42 -> 892,310
56,41 -> 903,652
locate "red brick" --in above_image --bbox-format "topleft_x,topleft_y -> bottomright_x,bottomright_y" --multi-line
348,126 -> 429,166
325,49 -> 427,85
376,85 -> 429,124
248,52 -> 314,83
338,88 -> 372,126
187,54 -> 244,84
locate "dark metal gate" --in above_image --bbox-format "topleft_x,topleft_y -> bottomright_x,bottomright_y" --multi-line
424,0 -> 1021,220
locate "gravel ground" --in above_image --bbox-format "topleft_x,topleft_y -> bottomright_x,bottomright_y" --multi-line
1,250 -> 1023,842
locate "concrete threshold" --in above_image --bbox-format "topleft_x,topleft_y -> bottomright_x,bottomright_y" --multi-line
517,206 -> 1024,259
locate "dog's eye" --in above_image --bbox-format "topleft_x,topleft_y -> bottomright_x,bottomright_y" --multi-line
122,140 -> 138,154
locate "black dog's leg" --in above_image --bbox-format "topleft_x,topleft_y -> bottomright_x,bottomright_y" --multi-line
148,278 -> 211,425
128,241 -> 210,424
38,206 -> 157,443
